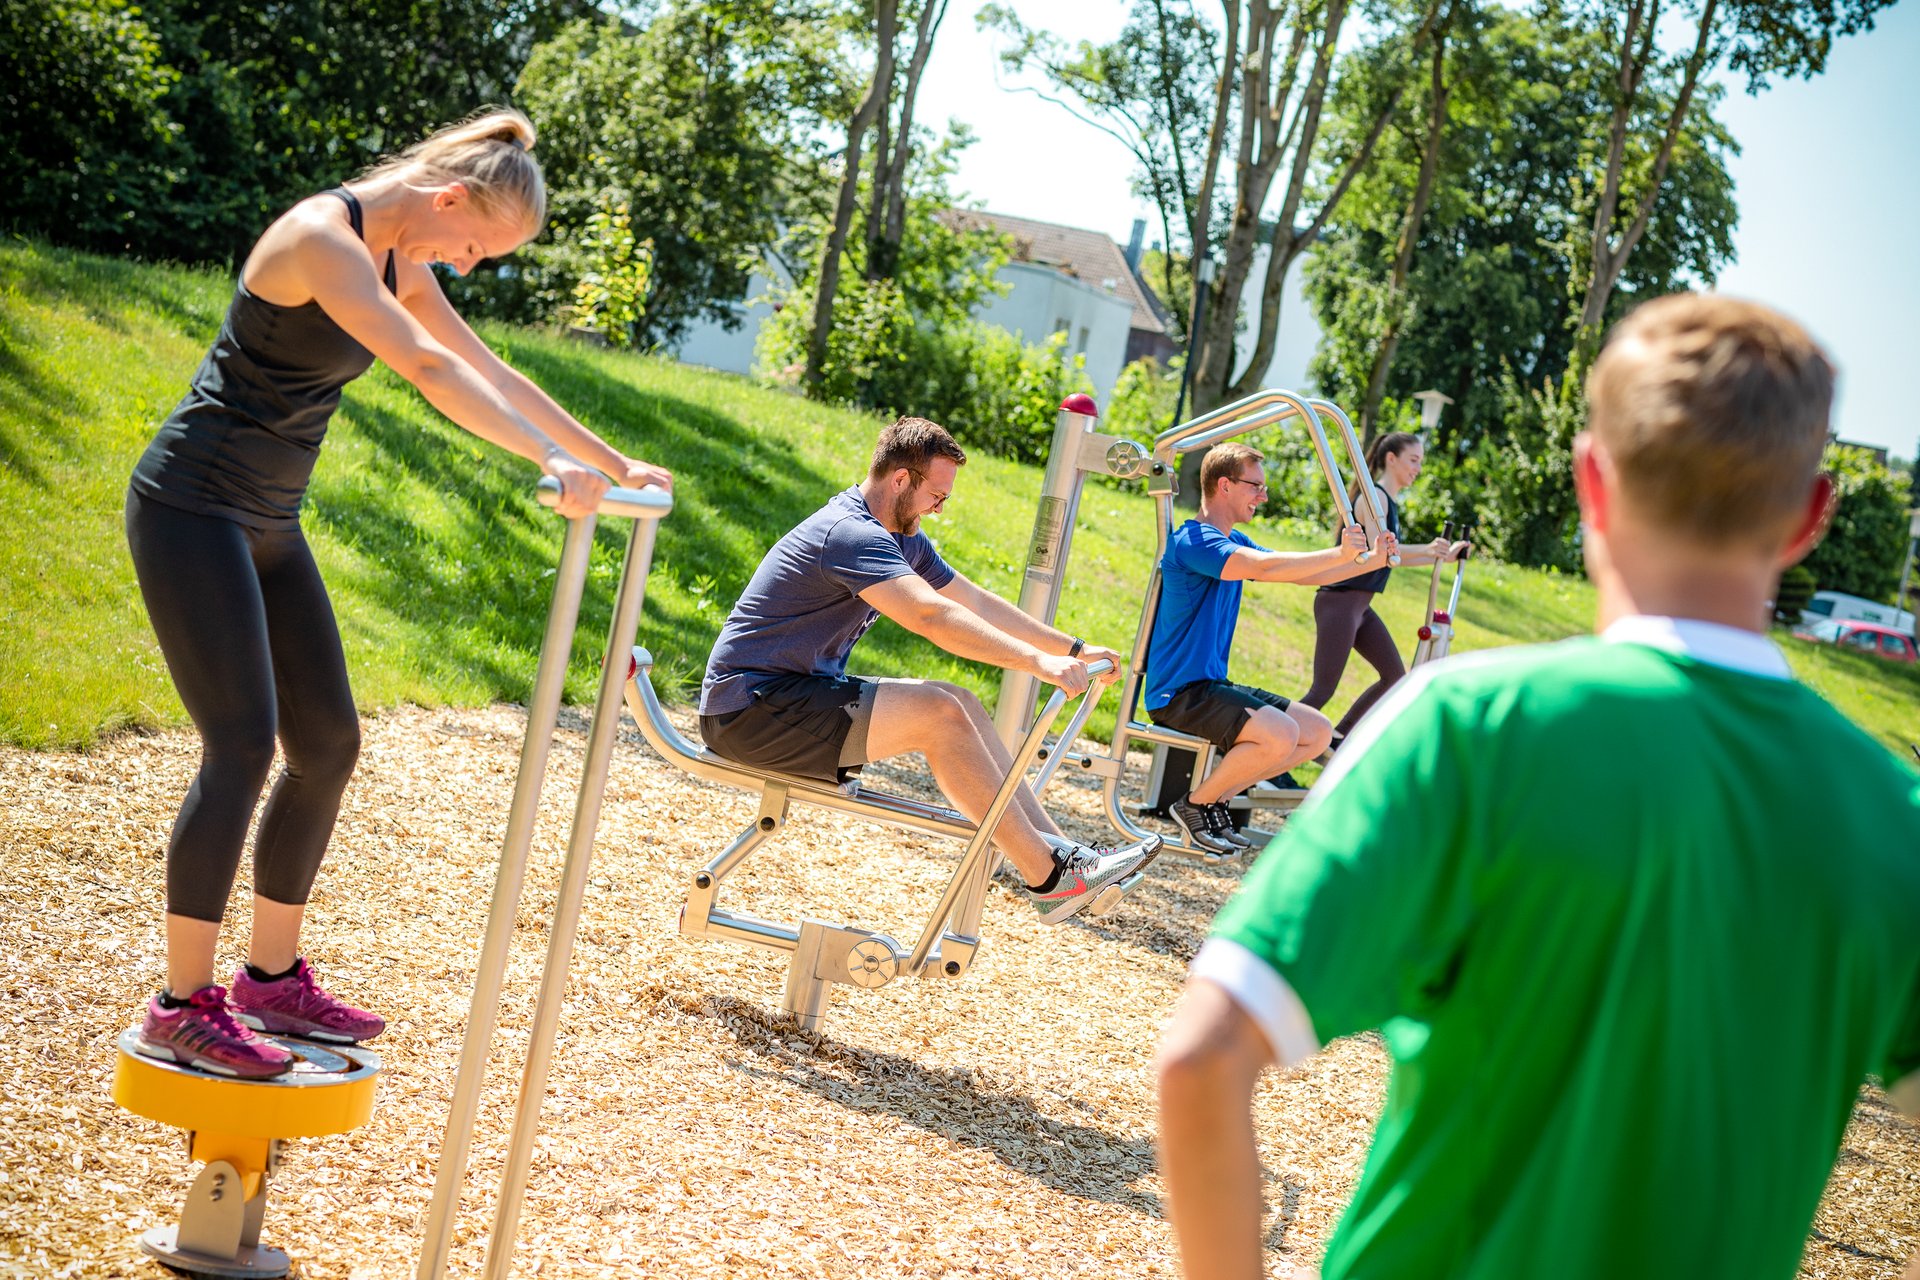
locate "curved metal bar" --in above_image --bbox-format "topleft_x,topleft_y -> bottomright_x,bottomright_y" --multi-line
621,652 -> 978,842
536,476 -> 674,521
1029,666 -> 1115,796
1309,398 -> 1399,565
1155,388 -> 1304,456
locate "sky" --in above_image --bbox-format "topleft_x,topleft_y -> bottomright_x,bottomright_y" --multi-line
912,0 -> 1920,459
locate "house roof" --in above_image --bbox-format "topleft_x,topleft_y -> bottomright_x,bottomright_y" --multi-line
946,208 -> 1171,336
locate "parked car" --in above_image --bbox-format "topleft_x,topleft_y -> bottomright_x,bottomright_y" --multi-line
1792,618 -> 1918,663
1800,590 -> 1915,634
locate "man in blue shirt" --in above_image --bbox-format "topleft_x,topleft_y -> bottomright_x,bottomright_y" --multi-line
701,417 -> 1160,924
1145,442 -> 1389,855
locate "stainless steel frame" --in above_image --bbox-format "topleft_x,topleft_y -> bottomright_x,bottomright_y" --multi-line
1032,389 -> 1383,855
417,478 -> 672,1280
623,653 -> 1130,1031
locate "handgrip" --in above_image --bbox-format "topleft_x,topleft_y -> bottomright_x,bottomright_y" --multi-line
1029,660 -> 1113,796
536,476 -> 674,520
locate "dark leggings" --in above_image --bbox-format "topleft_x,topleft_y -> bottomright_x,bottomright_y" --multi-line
125,491 -> 360,922
1300,590 -> 1406,738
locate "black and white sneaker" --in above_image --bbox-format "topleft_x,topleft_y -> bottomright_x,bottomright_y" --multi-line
1170,793 -> 1240,857
1207,802 -> 1254,850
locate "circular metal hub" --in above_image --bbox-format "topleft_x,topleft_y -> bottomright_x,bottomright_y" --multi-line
844,939 -> 898,989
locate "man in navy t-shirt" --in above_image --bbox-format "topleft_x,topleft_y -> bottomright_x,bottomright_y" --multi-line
699,417 -> 1160,924
1145,442 -> 1390,855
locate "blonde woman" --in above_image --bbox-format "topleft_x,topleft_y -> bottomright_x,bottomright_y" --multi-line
126,108 -> 670,1077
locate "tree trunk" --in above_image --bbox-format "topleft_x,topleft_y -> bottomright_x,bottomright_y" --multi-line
1358,19 -> 1451,445
804,0 -> 898,393
1574,0 -> 1716,348
872,0 -> 947,282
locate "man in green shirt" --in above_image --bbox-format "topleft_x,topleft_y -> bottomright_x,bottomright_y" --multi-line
1155,293 -> 1920,1280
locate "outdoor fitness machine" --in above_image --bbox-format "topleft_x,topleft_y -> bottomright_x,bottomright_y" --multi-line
1412,522 -> 1472,667
1002,390 -> 1390,856
111,1031 -> 378,1277
417,478 -> 671,1280
621,651 -> 1130,1031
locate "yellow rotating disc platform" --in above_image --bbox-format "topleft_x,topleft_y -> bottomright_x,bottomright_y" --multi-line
114,1027 -> 379,1137
113,1028 -> 380,1278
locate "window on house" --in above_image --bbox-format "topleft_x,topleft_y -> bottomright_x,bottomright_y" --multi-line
1077,327 -> 1090,354
1053,316 -> 1070,335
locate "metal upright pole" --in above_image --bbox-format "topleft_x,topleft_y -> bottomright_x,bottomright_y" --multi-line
993,395 -> 1102,747
416,515 -> 597,1280
482,515 -> 661,1280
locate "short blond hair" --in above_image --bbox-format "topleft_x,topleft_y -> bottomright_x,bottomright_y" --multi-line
358,107 -> 546,239
1586,294 -> 1832,545
1200,442 -> 1264,504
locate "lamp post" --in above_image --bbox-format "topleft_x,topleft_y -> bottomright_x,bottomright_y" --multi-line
1413,388 -> 1453,434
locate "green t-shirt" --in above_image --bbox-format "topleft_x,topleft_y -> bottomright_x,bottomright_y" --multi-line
1203,617 -> 1920,1280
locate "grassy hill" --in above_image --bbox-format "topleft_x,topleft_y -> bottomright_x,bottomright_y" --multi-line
2,239 -> 1915,759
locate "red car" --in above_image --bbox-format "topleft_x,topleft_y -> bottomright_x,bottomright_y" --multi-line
1792,618 -> 1919,663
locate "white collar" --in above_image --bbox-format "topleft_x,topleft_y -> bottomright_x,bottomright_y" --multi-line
1601,615 -> 1792,680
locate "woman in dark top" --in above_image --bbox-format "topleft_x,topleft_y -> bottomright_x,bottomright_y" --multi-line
1298,432 -> 1467,751
128,108 -> 671,1078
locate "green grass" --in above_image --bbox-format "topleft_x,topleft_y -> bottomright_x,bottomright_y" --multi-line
2,237 -> 1916,760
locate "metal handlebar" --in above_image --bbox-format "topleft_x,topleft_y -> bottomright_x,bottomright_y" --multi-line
535,475 -> 674,520
1029,659 -> 1113,795
419,479 -> 671,1280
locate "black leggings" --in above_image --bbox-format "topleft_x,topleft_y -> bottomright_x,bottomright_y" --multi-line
1300,590 -> 1405,739
125,491 -> 360,922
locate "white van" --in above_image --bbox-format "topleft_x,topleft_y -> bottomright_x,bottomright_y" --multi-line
1800,590 -> 1915,634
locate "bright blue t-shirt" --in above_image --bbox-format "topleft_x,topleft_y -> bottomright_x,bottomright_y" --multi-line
1143,520 -> 1260,710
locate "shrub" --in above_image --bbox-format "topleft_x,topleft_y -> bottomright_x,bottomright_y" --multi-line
1804,445 -> 1912,602
755,277 -> 1093,466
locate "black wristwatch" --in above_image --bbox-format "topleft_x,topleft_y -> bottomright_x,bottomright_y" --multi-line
1068,636 -> 1085,658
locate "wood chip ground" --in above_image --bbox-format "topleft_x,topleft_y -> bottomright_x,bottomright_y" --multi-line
1,705 -> 1914,1278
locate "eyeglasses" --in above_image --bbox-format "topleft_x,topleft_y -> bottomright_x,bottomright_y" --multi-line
1226,477 -> 1269,494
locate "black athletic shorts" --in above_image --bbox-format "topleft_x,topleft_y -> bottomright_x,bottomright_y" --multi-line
1150,679 -> 1292,752
699,673 -> 882,785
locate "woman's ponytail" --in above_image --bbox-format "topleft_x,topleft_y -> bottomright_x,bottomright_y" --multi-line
357,107 -> 545,235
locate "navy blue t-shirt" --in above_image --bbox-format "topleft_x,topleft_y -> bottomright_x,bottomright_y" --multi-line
700,487 -> 956,715
1143,520 -> 1260,710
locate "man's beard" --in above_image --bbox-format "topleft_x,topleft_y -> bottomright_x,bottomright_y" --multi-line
891,489 -> 919,535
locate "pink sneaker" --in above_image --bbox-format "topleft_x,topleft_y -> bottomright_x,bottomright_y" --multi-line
136,986 -> 295,1079
230,958 -> 385,1044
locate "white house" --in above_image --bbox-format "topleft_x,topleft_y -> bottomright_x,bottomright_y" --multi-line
665,208 -> 1322,410
668,209 -> 1177,404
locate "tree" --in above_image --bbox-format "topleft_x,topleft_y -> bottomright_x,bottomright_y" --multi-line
1304,6 -> 1737,455
865,0 -> 950,282
1803,445 -> 1912,602
514,6 -> 847,345
978,0 -> 1219,339
1570,0 -> 1897,349
805,0 -> 898,391
1185,0 -> 1447,415
1,0 -> 598,264
0,0 -> 186,256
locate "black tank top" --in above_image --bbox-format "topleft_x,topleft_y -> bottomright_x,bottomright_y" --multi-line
1320,488 -> 1401,595
129,188 -> 398,529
